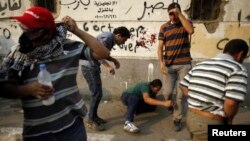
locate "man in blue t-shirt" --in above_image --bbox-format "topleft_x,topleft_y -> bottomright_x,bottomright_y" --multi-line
79,26 -> 131,131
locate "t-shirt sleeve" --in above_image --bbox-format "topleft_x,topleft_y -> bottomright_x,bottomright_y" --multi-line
140,84 -> 150,94
225,70 -> 248,102
97,36 -> 108,47
80,44 -> 94,61
97,33 -> 113,50
158,24 -> 165,41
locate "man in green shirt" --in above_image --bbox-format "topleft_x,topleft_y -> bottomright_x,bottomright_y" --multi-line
121,79 -> 173,133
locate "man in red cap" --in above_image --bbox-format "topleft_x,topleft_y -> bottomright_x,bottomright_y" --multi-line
12,7 -> 56,30
2,6 -> 110,141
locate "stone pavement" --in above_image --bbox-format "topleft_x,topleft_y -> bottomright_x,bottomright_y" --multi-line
0,98 -> 250,141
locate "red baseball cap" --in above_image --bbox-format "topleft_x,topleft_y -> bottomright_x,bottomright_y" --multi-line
11,7 -> 55,30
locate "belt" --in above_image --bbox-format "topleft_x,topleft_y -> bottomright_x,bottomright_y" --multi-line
188,108 -> 224,122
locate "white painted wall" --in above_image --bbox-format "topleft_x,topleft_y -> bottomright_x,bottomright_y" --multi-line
0,0 -> 250,60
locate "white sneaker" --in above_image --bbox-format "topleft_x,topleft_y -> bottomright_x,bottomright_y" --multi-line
123,121 -> 139,133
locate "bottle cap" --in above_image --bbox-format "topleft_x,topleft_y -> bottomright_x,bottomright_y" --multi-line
39,64 -> 46,70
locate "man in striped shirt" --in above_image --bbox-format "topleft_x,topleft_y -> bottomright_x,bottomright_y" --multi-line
2,7 -> 110,141
180,39 -> 249,141
157,2 -> 194,132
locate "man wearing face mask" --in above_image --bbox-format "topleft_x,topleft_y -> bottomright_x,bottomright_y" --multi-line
157,2 -> 194,132
2,7 -> 109,141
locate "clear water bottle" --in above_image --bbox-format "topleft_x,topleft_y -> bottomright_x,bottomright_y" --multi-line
38,64 -> 55,105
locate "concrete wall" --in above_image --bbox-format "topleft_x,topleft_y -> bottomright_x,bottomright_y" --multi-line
77,58 -> 163,100
77,59 -> 250,108
1,0 -> 250,103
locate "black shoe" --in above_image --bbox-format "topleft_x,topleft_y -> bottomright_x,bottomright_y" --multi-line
167,106 -> 174,114
86,119 -> 105,131
95,117 -> 107,124
173,119 -> 182,132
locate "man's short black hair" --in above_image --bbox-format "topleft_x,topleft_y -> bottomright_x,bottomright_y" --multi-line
168,2 -> 181,12
150,79 -> 162,87
113,26 -> 131,38
223,39 -> 249,57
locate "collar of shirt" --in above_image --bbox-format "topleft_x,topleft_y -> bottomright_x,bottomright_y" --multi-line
215,53 -> 234,60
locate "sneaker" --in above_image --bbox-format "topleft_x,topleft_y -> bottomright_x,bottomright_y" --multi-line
124,121 -> 139,133
86,119 -> 105,131
173,119 -> 182,132
95,117 -> 107,124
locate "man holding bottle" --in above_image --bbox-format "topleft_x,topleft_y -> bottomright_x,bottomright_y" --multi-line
37,64 -> 55,105
1,7 -> 109,141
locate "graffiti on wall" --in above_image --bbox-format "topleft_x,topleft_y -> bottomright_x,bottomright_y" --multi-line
135,27 -> 157,50
216,38 -> 229,50
59,0 -> 170,21
64,22 -> 158,53
0,0 -> 20,56
137,1 -> 168,21
59,0 -> 90,10
0,24 -> 18,40
81,22 -> 158,53
1,0 -> 250,59
0,0 -> 21,16
94,0 -> 118,19
0,24 -> 17,56
60,0 -> 118,19
0,27 -> 11,39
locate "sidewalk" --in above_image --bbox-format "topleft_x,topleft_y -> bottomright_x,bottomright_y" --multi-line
0,98 -> 250,141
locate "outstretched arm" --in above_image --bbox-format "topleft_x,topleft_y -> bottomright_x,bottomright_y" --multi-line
143,93 -> 173,107
62,16 -> 110,60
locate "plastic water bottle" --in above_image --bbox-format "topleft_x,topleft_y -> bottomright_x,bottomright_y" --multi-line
148,63 -> 154,82
38,64 -> 55,105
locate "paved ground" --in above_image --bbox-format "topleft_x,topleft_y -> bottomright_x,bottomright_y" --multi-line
0,98 -> 250,141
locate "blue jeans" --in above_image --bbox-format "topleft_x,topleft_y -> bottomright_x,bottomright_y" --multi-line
121,92 -> 140,122
23,117 -> 87,141
81,66 -> 102,120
